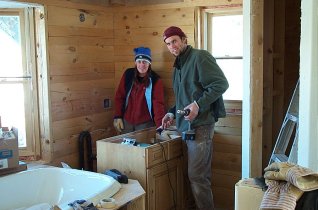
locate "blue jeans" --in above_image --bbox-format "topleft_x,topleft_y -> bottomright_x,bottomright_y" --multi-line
183,124 -> 215,210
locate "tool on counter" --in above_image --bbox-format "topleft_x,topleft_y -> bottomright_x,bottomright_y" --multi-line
104,168 -> 128,184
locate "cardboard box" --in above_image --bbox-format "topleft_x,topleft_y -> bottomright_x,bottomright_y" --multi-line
0,131 -> 19,170
235,178 -> 265,210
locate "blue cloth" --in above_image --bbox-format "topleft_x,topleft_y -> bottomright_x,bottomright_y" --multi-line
68,199 -> 98,210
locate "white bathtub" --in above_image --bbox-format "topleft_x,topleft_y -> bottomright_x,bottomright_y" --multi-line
0,167 -> 121,210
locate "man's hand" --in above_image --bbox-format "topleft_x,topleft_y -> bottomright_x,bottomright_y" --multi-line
161,113 -> 174,129
184,101 -> 199,121
113,118 -> 124,133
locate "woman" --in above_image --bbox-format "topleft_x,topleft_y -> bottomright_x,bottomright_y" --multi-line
113,47 -> 166,133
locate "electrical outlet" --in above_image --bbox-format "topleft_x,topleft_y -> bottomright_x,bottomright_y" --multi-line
103,99 -> 111,109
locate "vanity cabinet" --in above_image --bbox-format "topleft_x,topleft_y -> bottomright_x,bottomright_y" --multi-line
97,127 -> 184,210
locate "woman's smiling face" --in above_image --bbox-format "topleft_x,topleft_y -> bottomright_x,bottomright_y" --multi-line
135,59 -> 150,77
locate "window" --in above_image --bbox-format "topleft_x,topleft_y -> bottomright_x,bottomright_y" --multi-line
201,10 -> 243,101
0,4 -> 48,159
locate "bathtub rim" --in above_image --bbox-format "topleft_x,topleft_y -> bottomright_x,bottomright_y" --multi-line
0,166 -> 122,210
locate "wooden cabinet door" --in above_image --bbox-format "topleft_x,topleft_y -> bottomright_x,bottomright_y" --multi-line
147,157 -> 184,210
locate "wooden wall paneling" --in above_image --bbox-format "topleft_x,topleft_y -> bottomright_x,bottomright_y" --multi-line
213,171 -> 240,189
52,112 -> 114,140
52,127 -> 112,158
125,0 -> 184,6
51,97 -> 113,122
50,81 -> 114,121
212,169 -> 241,210
50,63 -> 114,84
51,113 -> 115,169
183,0 -> 241,6
213,151 -> 241,172
47,5 -> 113,29
262,0 -> 274,169
212,114 -> 242,210
48,37 -> 114,58
50,82 -> 114,104
44,3 -> 116,167
113,7 -> 194,30
214,135 -> 241,153
51,152 -> 79,167
271,0 -> 285,168
151,61 -> 177,72
49,79 -> 114,96
249,0 -> 264,177
14,0 -> 114,10
48,25 -> 113,37
53,135 -> 80,159
224,100 -> 242,109
283,0 -> 300,114
113,26 -> 194,48
70,0 -> 109,6
214,126 -> 242,136
213,186 -> 235,210
107,0 -> 242,9
113,7 -> 195,69
47,6 -> 113,37
225,101 -> 242,116
48,45 -> 114,64
216,115 -> 242,129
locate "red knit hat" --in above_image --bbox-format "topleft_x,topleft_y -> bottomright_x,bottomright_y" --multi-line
163,26 -> 187,42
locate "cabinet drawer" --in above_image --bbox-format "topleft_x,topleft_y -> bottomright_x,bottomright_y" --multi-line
146,139 -> 182,168
146,143 -> 168,168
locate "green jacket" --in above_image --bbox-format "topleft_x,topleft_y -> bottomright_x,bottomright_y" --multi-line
169,46 -> 229,132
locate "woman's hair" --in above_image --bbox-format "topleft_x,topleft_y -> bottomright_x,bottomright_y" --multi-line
134,65 -> 152,87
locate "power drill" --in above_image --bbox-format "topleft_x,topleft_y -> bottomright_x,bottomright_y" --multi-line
177,109 -> 196,141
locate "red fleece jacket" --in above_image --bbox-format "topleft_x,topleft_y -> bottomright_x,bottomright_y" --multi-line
114,69 -> 166,128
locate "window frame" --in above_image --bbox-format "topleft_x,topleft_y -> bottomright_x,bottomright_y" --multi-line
0,5 -> 49,160
197,7 -> 243,104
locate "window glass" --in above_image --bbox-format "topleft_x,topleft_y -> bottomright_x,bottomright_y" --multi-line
211,15 -> 243,57
0,12 -> 33,150
210,14 -> 243,100
216,59 -> 243,100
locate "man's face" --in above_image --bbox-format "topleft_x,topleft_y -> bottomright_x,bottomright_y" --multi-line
164,35 -> 187,57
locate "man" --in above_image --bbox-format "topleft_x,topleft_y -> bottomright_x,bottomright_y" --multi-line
161,26 -> 229,210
